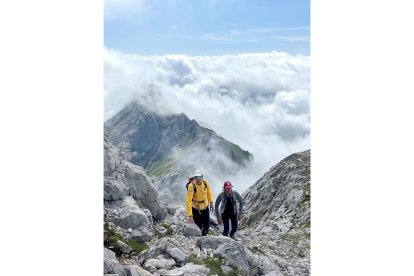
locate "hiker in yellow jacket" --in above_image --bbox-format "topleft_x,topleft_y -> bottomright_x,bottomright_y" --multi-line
186,169 -> 214,236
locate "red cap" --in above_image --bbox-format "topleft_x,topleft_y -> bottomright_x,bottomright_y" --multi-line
223,181 -> 233,189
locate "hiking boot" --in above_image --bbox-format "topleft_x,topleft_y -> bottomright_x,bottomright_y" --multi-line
202,229 -> 208,236
230,234 -> 236,240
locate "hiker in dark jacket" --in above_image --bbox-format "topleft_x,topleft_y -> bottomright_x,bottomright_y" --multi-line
214,181 -> 244,239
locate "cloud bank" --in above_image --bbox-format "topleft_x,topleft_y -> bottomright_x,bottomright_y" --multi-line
104,48 -> 310,193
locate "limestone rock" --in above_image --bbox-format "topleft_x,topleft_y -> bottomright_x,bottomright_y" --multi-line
118,197 -> 151,230
116,240 -> 133,254
259,255 -> 281,275
166,247 -> 187,265
120,162 -> 168,221
105,196 -> 154,242
195,236 -> 232,250
242,150 -> 310,232
236,150 -> 311,276
143,208 -> 153,225
104,134 -> 120,177
124,264 -> 152,276
104,135 -> 167,221
264,270 -> 284,276
104,248 -> 127,276
166,205 -> 178,215
166,262 -> 209,276
143,258 -> 176,270
140,237 -> 188,267
183,224 -> 201,237
213,241 -> 259,276
105,178 -> 128,201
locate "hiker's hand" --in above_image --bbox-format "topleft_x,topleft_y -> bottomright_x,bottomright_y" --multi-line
217,218 -> 222,225
237,214 -> 242,221
188,216 -> 193,224
209,203 -> 214,213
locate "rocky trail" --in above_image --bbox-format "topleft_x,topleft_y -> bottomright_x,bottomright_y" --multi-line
104,134 -> 310,276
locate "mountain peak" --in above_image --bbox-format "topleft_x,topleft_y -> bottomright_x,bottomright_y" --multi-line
105,101 -> 253,205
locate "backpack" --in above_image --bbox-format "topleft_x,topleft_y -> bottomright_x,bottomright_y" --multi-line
186,177 -> 207,194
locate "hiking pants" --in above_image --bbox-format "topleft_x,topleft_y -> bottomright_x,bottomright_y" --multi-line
221,212 -> 238,237
192,207 -> 210,236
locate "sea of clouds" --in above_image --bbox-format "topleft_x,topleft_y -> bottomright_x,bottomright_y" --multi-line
104,47 -> 310,193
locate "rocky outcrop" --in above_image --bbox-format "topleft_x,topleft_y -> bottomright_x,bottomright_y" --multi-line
238,150 -> 311,276
104,134 -> 167,221
242,150 -> 310,232
195,236 -> 233,250
182,224 -> 201,237
104,178 -> 128,201
105,196 -> 154,242
166,263 -> 210,276
118,161 -> 167,221
143,257 -> 176,270
139,237 -> 188,267
104,248 -> 127,276
116,240 -> 133,254
213,241 -> 259,276
104,137 -> 120,177
118,197 -> 151,230
124,265 -> 152,276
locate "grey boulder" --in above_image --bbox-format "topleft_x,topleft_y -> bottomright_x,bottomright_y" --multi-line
166,263 -> 209,276
118,197 -> 151,230
213,241 -> 259,276
116,240 -> 133,254
140,237 -> 188,267
105,178 -> 128,201
124,264 -> 152,276
183,224 -> 201,237
259,255 -> 282,275
143,258 -> 176,270
121,162 -> 168,221
104,248 -> 127,276
195,236 -> 233,250
104,135 -> 120,177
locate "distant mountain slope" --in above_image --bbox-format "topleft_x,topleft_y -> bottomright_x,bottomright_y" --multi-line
105,101 -> 253,205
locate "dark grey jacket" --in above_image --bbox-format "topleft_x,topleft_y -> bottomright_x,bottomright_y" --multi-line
214,190 -> 244,218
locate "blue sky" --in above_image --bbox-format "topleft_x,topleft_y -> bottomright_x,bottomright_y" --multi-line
104,0 -> 309,55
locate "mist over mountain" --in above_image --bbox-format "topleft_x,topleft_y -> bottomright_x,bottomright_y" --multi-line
105,101 -> 253,205
104,49 -> 310,193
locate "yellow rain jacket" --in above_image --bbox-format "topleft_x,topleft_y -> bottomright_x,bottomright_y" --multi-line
186,179 -> 213,216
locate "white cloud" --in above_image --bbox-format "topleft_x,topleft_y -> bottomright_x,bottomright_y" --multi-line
104,48 -> 310,192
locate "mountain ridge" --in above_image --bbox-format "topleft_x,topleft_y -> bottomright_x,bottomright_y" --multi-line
105,101 -> 254,205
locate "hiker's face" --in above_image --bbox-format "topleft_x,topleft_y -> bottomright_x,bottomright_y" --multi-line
195,176 -> 203,184
225,188 -> 232,196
